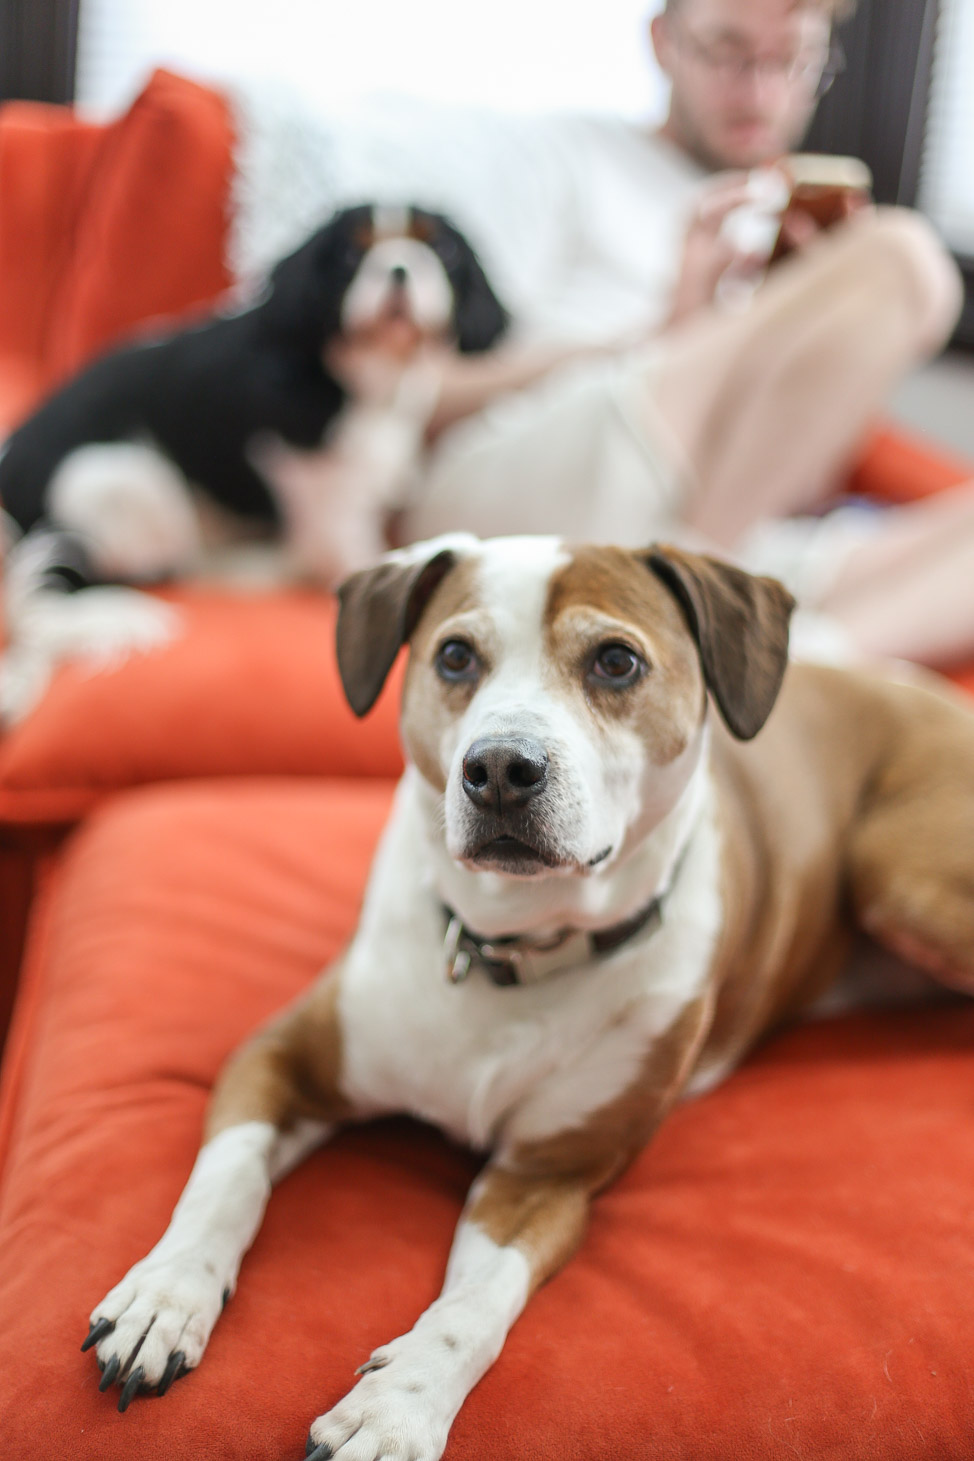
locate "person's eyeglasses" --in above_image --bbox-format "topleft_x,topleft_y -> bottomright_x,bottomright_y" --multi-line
674,26 -> 846,101
815,38 -> 846,100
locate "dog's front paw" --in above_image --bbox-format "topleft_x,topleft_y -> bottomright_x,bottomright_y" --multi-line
1,588 -> 182,723
0,643 -> 59,725
35,585 -> 181,668
306,1338 -> 454,1461
82,1252 -> 230,1410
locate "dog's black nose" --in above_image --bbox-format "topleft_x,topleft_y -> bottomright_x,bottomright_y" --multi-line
462,738 -> 549,811
389,265 -> 408,287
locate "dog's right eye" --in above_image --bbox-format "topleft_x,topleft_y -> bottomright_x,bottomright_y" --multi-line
435,639 -> 479,682
590,642 -> 645,686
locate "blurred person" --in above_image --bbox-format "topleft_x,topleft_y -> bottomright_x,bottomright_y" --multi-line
378,0 -> 974,668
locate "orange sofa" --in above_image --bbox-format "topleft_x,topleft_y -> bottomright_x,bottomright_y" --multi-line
1,67 -> 974,1460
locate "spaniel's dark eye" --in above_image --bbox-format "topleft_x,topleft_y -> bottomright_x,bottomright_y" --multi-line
591,642 -> 644,686
436,638 -> 479,682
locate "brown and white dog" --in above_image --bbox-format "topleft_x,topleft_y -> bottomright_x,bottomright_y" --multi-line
83,534 -> 974,1456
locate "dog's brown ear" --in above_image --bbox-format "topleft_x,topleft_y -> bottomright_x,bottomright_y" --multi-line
336,547 -> 460,717
645,544 -> 795,740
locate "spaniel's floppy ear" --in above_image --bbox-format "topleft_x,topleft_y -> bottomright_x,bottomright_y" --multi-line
451,234 -> 509,354
336,544 -> 463,716
261,210 -> 360,347
645,544 -> 794,740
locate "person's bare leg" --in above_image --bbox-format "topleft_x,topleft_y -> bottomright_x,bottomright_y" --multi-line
648,208 -> 963,548
819,479 -> 974,665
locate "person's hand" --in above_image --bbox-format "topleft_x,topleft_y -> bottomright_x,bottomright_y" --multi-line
667,172 -> 771,327
325,333 -> 452,409
775,185 -> 871,254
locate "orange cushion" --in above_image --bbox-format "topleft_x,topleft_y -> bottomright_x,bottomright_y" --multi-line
0,351 -> 46,435
0,70 -> 232,433
44,69 -> 234,386
0,99 -> 105,422
847,423 -> 972,505
1,776 -> 973,1457
0,590 -> 403,831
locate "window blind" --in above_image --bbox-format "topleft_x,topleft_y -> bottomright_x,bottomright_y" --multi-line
918,0 -> 974,256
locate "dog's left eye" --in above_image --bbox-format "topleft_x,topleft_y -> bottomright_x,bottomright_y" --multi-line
436,639 -> 479,681
591,643 -> 644,685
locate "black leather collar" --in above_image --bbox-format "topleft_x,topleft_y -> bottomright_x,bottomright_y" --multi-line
443,883 -> 668,988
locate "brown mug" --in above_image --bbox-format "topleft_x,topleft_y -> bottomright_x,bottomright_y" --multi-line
769,153 -> 873,262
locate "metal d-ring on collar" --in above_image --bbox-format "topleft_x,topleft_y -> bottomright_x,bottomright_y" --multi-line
442,863 -> 684,989
443,916 -> 606,988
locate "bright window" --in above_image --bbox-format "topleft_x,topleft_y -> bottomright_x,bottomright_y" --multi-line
76,0 -> 668,121
919,0 -> 974,255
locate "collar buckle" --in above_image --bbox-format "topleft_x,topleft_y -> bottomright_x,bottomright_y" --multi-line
444,914 -> 473,984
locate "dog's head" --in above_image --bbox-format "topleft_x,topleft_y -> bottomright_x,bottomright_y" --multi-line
336,536 -> 793,880
261,205 -> 508,358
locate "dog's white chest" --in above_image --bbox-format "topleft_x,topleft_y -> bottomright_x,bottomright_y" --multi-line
335,775 -> 723,1152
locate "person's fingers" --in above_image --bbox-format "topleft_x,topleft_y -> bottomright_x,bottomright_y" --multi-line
692,182 -> 757,230
841,191 -> 871,220
778,207 -> 821,251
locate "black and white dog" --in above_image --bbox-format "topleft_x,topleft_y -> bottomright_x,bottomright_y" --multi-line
0,204 -> 507,720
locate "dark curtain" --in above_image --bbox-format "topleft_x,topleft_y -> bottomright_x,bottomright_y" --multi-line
803,0 -> 972,346
0,0 -> 80,105
804,0 -> 938,207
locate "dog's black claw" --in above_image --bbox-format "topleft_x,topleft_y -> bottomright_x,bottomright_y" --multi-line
222,1286 -> 231,1311
81,1316 -> 115,1352
156,1350 -> 186,1398
117,1366 -> 145,1413
304,1442 -> 333,1460
98,1354 -> 121,1392
355,1354 -> 389,1376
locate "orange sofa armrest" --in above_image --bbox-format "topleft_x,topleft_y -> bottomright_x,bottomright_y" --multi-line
46,69 -> 236,382
0,101 -> 105,428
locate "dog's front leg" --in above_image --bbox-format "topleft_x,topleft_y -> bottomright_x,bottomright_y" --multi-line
84,982 -> 352,1409
306,1161 -> 597,1461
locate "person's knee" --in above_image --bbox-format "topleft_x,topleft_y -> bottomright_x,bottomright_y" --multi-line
844,207 -> 963,354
